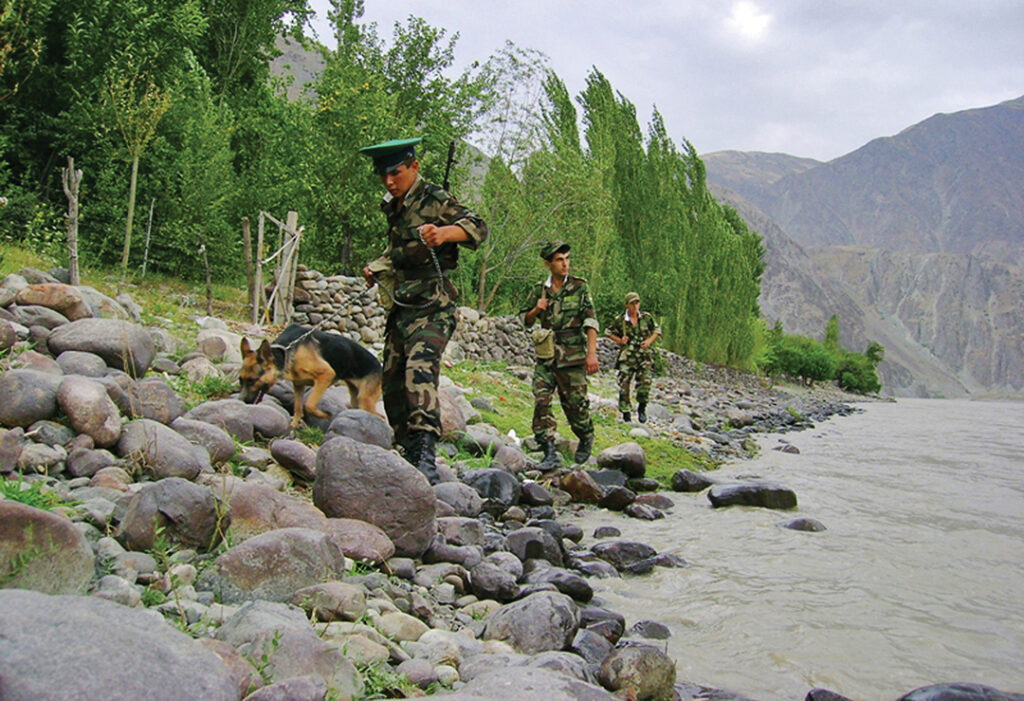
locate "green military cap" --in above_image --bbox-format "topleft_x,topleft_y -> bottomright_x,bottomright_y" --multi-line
540,240 -> 571,260
625,291 -> 640,304
359,137 -> 422,175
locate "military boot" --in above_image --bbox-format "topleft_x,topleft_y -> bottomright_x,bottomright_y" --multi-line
622,411 -> 631,422
409,430 -> 441,485
638,403 -> 647,423
574,432 -> 594,464
538,440 -> 561,471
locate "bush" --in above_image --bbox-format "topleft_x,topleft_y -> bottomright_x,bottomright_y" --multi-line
835,350 -> 881,394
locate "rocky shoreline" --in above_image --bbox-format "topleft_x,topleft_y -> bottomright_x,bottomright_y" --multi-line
1,267 -> 1014,701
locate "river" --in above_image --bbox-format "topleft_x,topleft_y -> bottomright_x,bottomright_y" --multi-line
570,398 -> 1024,700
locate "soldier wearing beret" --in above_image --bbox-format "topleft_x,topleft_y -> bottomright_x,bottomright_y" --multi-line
520,241 -> 599,469
606,291 -> 660,423
360,138 -> 487,484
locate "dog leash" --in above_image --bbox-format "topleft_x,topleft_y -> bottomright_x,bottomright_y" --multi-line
373,225 -> 448,310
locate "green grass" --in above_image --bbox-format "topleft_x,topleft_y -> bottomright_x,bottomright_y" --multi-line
0,474 -> 77,511
444,360 -> 707,485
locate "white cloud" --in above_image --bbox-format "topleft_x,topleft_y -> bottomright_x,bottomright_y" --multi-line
726,1 -> 772,40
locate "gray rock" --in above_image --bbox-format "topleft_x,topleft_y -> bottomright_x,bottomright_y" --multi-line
0,501 -> 95,594
244,676 -> 329,701
117,418 -> 208,480
590,540 -> 658,572
198,527 -> 348,605
55,350 -> 108,377
65,447 -> 118,478
629,620 -> 671,640
12,303 -> 70,329
597,485 -> 636,511
505,526 -> 563,567
569,628 -> 614,665
595,442 -> 646,478
321,517 -> 395,565
47,318 -> 156,377
324,408 -> 394,448
57,376 -> 122,448
116,477 -> 229,553
598,641 -> 676,700
0,369 -> 61,428
77,285 -> 130,320
203,477 -> 327,543
523,565 -> 593,603
314,436 -> 436,558
462,467 -> 522,509
128,377 -> 187,424
708,481 -> 798,510
482,590 -> 580,655
184,398 -> 255,442
896,682 -> 1024,701
469,560 -> 520,601
269,438 -> 317,481
434,481 -> 484,517
172,417 -> 237,465
249,403 -> 290,439
670,468 -> 715,492
0,589 -> 239,701
290,581 -> 367,622
437,516 -> 485,547
782,517 -> 827,532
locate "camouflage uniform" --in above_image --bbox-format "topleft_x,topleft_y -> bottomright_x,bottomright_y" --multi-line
521,275 -> 600,444
376,174 -> 487,444
611,311 -> 660,413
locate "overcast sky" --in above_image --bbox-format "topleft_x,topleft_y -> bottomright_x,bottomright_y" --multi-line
307,1 -> 1024,162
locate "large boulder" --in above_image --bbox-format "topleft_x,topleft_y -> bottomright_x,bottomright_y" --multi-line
15,283 -> 92,321
595,442 -> 646,478
0,501 -> 94,594
57,376 -> 122,448
116,477 -> 229,553
117,418 -> 209,480
196,527 -> 349,604
708,481 -> 798,510
0,369 -> 61,428
0,590 -> 239,701
321,517 -> 395,565
172,417 -> 236,465
482,590 -> 580,654
597,642 -> 677,701
324,409 -> 393,449
461,468 -> 522,510
47,318 -> 156,377
126,377 -> 187,424
590,540 -> 658,572
313,436 -> 436,558
183,399 -> 255,443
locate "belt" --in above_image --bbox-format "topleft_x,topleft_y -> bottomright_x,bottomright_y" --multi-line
396,267 -> 453,281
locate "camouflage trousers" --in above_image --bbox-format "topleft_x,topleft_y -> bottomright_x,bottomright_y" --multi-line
617,359 -> 652,413
382,300 -> 456,443
532,360 -> 593,443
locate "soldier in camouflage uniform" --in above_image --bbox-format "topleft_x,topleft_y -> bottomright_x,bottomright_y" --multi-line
360,138 -> 487,484
606,291 -> 660,423
521,241 -> 600,469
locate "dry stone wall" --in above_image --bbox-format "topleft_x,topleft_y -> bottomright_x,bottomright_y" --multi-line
289,266 -> 535,366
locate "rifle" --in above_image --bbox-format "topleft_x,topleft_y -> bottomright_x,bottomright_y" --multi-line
442,139 -> 456,191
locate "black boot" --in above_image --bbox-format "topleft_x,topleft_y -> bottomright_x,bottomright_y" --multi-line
538,439 -> 561,471
408,431 -> 441,485
638,403 -> 647,423
574,432 -> 594,464
622,411 -> 631,422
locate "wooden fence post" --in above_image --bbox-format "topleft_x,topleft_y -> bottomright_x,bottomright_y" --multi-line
61,156 -> 82,286
242,216 -> 255,323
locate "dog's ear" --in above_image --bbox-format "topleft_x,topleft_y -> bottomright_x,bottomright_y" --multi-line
258,339 -> 273,363
240,338 -> 253,357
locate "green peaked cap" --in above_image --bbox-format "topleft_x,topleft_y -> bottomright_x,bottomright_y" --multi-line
359,137 -> 422,175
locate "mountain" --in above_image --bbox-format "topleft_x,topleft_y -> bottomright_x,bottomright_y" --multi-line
705,96 -> 1024,397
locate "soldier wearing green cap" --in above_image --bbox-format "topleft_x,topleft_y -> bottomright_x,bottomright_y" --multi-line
606,291 -> 660,423
360,138 -> 487,484
520,241 -> 599,468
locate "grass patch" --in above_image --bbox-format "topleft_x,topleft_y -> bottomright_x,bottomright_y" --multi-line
444,360 -> 707,485
0,474 -> 77,511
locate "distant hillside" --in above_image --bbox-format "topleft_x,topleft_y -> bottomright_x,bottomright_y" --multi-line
713,96 -> 1024,260
706,96 -> 1024,397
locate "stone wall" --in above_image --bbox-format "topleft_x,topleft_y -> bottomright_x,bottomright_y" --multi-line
289,266 -> 536,366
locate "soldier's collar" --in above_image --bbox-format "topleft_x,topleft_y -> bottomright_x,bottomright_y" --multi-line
543,273 -> 569,289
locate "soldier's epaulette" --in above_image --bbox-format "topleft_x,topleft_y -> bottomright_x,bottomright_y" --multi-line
569,275 -> 588,285
423,182 -> 452,203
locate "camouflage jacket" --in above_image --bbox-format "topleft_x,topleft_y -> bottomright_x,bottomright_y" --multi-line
521,274 -> 600,367
376,174 -> 487,305
611,311 -> 660,367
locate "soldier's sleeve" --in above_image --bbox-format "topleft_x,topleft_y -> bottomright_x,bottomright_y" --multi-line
435,188 -> 488,249
519,283 -> 542,327
580,282 -> 600,333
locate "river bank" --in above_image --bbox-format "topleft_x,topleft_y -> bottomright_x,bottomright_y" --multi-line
8,269 -> 1000,701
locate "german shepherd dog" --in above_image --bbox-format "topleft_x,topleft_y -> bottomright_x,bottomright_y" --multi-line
240,324 -> 384,428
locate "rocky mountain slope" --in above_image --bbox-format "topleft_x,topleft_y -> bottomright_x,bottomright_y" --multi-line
705,96 -> 1024,397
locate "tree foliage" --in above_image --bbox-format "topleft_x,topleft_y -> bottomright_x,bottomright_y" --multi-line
1,4 -> 768,369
